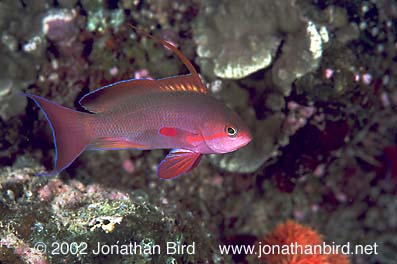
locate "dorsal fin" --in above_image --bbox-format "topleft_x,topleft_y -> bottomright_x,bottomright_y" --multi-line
79,27 -> 208,113
128,25 -> 205,89
79,74 -> 206,113
157,74 -> 207,94
79,79 -> 156,113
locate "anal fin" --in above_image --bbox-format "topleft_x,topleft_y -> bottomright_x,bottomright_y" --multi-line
88,137 -> 149,150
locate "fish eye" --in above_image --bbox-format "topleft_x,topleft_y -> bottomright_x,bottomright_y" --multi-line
225,125 -> 238,137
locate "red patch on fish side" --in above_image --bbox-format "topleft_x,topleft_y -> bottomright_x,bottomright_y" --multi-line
159,127 -> 177,137
186,132 -> 225,144
186,134 -> 202,144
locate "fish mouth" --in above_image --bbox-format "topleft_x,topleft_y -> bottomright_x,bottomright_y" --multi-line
228,132 -> 252,152
240,131 -> 252,146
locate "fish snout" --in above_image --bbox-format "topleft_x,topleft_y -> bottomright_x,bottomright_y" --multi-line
239,130 -> 252,147
227,130 -> 252,152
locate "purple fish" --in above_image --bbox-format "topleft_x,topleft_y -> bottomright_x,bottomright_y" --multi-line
26,27 -> 252,179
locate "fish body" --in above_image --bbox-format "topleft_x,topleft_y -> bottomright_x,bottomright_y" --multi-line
88,82 -> 249,153
26,27 -> 251,179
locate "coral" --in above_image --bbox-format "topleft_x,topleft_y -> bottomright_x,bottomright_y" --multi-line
0,0 -> 47,121
0,1 -> 85,166
283,101 -> 316,136
1,233 -> 48,264
194,0 -> 284,79
42,9 -> 78,45
0,79 -> 27,121
271,20 -> 328,96
195,0 -> 328,96
82,0 -> 125,33
0,163 -> 220,264
1,1 -> 396,263
258,220 -> 350,264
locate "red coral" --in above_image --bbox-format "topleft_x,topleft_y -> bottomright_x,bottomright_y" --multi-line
258,220 -> 350,264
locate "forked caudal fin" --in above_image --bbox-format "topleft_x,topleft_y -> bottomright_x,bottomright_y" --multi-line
25,94 -> 92,175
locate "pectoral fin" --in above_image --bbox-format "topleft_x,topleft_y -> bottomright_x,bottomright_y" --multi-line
157,149 -> 202,179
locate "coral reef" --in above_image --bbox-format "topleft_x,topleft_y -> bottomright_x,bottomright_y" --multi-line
195,0 -> 283,79
1,0 -> 396,263
194,0 -> 329,96
256,220 -> 350,264
0,163 -> 220,264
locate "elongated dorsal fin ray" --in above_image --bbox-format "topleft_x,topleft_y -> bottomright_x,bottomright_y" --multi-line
79,26 -> 208,113
128,24 -> 206,90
